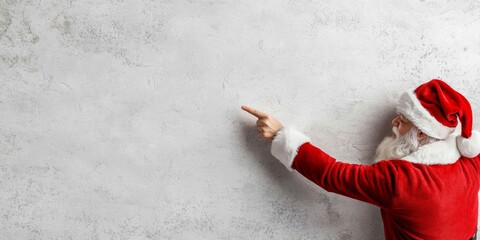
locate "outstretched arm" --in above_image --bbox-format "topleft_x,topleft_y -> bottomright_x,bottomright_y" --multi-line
240,106 -> 397,208
272,126 -> 397,208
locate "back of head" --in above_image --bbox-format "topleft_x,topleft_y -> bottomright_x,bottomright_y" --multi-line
396,79 -> 480,158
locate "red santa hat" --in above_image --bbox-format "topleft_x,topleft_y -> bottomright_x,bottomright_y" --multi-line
396,79 -> 480,158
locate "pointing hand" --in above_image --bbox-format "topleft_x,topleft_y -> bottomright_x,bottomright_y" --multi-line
241,105 -> 284,141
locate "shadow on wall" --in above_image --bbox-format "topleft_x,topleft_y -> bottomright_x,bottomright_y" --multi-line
239,121 -> 313,191
368,108 -> 399,163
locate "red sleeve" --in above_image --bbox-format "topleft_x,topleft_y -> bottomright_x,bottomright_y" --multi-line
292,142 -> 397,208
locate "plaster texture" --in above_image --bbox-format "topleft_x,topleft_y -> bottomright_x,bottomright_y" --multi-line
1,0 -> 480,239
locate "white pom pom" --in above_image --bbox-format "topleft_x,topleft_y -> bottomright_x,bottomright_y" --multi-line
457,130 -> 480,158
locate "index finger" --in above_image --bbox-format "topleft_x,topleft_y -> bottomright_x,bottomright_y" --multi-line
241,105 -> 268,118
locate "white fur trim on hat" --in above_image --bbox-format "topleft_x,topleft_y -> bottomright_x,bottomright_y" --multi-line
456,130 -> 480,158
396,89 -> 456,139
271,126 -> 311,171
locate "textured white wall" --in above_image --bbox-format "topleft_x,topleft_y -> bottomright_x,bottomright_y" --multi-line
1,0 -> 480,239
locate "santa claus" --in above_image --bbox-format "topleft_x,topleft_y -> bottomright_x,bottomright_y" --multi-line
242,79 -> 480,240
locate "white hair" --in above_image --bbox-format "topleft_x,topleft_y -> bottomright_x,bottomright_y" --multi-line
373,125 -> 439,163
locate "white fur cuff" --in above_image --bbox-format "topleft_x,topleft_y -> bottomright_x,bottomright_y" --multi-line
271,126 -> 311,171
457,130 -> 480,158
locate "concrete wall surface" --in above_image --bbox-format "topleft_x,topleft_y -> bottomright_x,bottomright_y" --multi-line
1,0 -> 480,239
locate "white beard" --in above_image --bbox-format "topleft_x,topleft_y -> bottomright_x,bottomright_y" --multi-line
373,126 -> 421,163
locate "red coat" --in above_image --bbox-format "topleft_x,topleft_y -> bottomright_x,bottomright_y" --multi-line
271,126 -> 479,240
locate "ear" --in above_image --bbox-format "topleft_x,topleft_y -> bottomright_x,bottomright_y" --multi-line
418,131 -> 428,142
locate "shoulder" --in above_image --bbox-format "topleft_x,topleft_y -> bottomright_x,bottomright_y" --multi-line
369,159 -> 427,176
